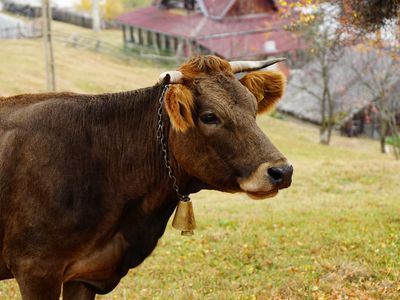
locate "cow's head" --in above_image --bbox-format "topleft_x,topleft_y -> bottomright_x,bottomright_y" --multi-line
160,55 -> 292,199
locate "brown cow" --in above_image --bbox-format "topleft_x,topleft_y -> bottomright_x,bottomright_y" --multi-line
0,55 -> 292,299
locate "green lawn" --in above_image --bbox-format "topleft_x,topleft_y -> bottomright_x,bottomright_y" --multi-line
0,26 -> 399,299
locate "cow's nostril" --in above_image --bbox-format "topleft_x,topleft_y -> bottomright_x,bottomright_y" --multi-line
267,167 -> 284,184
267,165 -> 293,189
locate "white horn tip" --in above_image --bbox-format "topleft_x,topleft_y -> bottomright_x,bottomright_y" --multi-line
230,57 -> 287,73
274,57 -> 287,63
158,71 -> 183,84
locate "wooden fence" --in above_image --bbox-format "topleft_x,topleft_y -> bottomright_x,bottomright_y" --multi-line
0,22 -> 183,66
52,31 -> 185,66
0,23 -> 42,39
52,30 -> 130,59
2,2 -> 118,29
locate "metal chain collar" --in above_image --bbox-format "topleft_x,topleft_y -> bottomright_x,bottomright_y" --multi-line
156,85 -> 190,202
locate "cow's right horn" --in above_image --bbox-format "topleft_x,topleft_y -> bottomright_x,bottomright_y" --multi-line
230,57 -> 286,74
159,71 -> 184,84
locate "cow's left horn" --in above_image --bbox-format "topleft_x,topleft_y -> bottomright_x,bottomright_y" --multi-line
229,57 -> 286,74
158,71 -> 184,84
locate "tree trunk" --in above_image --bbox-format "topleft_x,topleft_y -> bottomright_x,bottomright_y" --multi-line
319,61 -> 334,145
326,80 -> 334,145
327,122 -> 333,144
380,118 -> 388,153
320,126 -> 330,145
320,98 -> 329,145
387,113 -> 400,160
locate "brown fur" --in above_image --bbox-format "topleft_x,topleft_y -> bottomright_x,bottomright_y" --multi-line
0,92 -> 79,106
0,55 -> 291,300
179,55 -> 233,78
240,70 -> 286,113
164,84 -> 195,132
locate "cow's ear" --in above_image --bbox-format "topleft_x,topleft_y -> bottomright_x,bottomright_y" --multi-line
164,84 -> 195,132
240,71 -> 286,114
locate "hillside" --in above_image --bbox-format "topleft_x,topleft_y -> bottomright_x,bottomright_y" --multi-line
0,25 -> 399,299
0,22 -> 163,96
0,42 -> 161,96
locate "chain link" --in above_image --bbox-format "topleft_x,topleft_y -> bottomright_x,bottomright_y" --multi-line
157,85 -> 190,202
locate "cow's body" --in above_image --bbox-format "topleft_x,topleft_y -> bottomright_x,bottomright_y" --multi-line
0,88 -> 185,295
0,56 -> 292,299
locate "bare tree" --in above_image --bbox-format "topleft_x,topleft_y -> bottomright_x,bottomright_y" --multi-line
351,48 -> 400,158
288,4 -> 348,145
331,0 -> 400,158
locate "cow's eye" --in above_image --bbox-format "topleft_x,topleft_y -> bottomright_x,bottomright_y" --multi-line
200,112 -> 220,125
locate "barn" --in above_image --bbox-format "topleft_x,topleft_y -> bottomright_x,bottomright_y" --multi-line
116,0 -> 302,60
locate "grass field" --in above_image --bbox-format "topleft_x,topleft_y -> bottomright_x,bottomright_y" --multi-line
0,41 -> 162,96
0,25 -> 399,299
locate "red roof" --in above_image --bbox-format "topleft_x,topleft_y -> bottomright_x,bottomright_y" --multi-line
152,0 -> 277,19
197,30 -> 300,59
201,0 -> 236,18
204,0 -> 277,18
118,6 -> 202,39
117,5 -> 301,59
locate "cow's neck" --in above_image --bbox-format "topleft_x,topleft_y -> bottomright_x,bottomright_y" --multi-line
85,85 -> 195,241
86,86 -> 182,187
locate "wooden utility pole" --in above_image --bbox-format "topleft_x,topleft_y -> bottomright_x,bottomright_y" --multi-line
42,0 -> 56,91
92,0 -> 101,32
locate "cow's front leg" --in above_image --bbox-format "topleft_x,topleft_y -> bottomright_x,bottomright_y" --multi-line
63,281 -> 96,300
13,258 -> 62,300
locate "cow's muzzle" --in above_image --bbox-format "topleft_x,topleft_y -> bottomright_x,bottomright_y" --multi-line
238,162 -> 293,200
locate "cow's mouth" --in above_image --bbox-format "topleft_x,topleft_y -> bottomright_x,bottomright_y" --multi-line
246,189 -> 278,200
